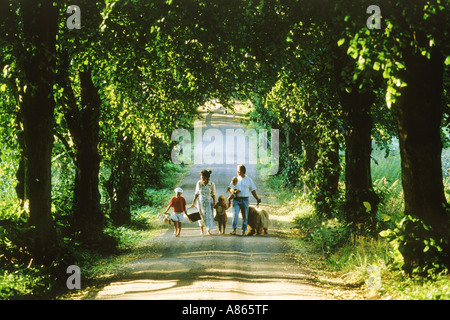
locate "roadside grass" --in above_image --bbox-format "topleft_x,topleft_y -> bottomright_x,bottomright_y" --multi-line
258,143 -> 450,300
0,162 -> 186,300
59,163 -> 189,299
258,173 -> 367,299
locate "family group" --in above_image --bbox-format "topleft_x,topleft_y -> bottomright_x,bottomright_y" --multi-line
163,165 -> 261,237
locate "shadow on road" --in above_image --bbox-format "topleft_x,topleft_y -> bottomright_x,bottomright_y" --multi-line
84,107 -> 337,300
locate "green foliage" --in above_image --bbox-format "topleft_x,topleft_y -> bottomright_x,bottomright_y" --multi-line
0,267 -> 50,300
0,202 -> 54,299
308,220 -> 351,255
382,272 -> 450,300
128,162 -> 185,209
381,215 -> 449,276
0,208 -> 32,267
372,145 -> 450,277
284,184 -> 349,255
373,177 -> 404,230
278,149 -> 303,188
0,0 -> 449,298
326,238 -> 393,285
371,143 -> 404,231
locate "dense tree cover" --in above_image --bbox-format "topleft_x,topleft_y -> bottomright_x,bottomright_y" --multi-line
0,0 -> 224,266
245,0 -> 450,274
0,0 -> 449,289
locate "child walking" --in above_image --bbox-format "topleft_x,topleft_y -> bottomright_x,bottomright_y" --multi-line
214,195 -> 228,234
164,187 -> 189,237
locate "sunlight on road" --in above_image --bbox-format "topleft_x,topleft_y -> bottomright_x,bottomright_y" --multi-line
94,231 -> 331,300
92,109 -> 334,300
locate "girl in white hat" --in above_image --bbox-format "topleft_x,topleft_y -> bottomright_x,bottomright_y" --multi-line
164,187 -> 189,237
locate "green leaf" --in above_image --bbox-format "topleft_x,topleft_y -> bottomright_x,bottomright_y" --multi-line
337,38 -> 345,47
445,56 -> 450,66
380,230 -> 391,237
396,61 -> 405,69
373,61 -> 380,71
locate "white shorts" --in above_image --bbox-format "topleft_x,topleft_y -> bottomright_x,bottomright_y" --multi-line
171,212 -> 187,223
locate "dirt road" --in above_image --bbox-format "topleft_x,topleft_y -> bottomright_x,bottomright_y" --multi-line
93,106 -> 334,300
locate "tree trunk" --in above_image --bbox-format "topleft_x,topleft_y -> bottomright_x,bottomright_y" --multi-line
70,67 -> 103,241
341,89 -> 379,234
333,49 -> 379,235
19,0 -> 58,263
396,46 -> 450,271
114,132 -> 133,225
108,130 -> 133,226
300,95 -> 319,193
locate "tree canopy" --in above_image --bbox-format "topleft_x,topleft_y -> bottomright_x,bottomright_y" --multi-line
0,0 -> 449,291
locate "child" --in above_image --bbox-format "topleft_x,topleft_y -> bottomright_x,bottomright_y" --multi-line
164,187 -> 189,237
214,195 -> 228,234
225,176 -> 239,208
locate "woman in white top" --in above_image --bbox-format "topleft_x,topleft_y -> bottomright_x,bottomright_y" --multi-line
191,169 -> 216,235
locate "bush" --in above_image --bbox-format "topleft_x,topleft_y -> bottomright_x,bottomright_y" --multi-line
308,220 -> 351,255
0,267 -> 50,299
278,148 -> 303,188
293,210 -> 350,256
373,177 -> 404,231
381,215 -> 449,276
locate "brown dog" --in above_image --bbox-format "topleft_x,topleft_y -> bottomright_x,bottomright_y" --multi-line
247,206 -> 270,235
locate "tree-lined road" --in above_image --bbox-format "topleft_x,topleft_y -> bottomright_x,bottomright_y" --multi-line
91,107 -> 334,300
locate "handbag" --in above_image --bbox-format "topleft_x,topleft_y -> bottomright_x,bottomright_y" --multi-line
186,207 -> 201,222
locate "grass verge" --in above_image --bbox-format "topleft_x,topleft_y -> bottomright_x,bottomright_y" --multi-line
259,170 -> 450,300
56,163 -> 189,299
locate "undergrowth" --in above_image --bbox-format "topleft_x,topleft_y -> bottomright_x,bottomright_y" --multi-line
0,161 -> 185,299
262,142 -> 450,300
